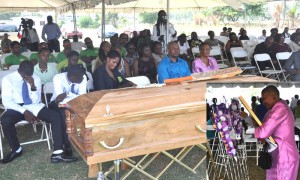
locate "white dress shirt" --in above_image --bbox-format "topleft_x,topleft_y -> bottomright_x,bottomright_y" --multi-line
152,23 -> 177,44
50,72 -> 87,102
2,71 -> 44,116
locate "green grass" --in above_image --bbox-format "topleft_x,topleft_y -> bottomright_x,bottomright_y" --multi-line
1,125 -> 299,180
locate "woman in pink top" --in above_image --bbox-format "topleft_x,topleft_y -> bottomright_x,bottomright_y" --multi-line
192,43 -> 219,73
254,85 -> 299,180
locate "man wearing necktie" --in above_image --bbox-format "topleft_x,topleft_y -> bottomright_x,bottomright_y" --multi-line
49,64 -> 87,157
0,61 -> 78,164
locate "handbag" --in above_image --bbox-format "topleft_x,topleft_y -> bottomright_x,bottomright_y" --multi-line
258,143 -> 272,169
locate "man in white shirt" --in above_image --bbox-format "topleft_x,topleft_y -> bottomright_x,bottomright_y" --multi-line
0,61 -> 77,164
48,64 -> 87,156
71,35 -> 86,52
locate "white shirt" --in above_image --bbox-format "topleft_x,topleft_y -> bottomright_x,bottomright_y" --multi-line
71,42 -> 86,52
152,23 -> 177,44
50,72 -> 87,102
2,71 -> 44,116
178,42 -> 190,55
258,35 -> 267,41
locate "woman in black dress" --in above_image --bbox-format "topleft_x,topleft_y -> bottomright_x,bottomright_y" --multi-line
133,44 -> 158,83
93,50 -> 135,90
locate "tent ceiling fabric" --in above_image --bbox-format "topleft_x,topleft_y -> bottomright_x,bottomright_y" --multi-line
0,0 -> 267,12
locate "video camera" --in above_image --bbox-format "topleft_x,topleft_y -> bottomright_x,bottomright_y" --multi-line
19,18 -> 29,30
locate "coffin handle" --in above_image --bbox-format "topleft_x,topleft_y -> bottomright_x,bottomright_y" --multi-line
99,137 -> 125,149
195,125 -> 206,133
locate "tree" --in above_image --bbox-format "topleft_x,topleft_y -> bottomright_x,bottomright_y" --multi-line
139,12 -> 157,24
212,6 -> 243,23
288,2 -> 298,28
106,13 -> 119,28
79,16 -> 93,28
244,3 -> 269,21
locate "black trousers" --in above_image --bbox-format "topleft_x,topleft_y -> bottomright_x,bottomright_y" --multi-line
1,107 -> 63,151
48,39 -> 60,53
48,101 -> 70,147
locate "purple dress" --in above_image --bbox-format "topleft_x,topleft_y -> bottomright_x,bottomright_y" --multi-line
254,100 -> 299,180
192,57 -> 219,73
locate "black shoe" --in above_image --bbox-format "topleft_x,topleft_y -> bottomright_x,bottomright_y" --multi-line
51,153 -> 78,163
63,145 -> 73,157
1,149 -> 23,164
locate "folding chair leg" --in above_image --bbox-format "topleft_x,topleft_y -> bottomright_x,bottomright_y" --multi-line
0,131 -> 3,159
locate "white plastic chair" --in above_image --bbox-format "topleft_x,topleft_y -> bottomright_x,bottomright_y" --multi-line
8,65 -> 19,71
231,49 -> 257,73
254,53 -> 285,81
126,76 -> 150,87
22,51 -> 33,59
209,46 -> 228,69
191,47 -> 200,59
86,71 -> 94,92
276,52 -> 292,82
0,53 -> 12,69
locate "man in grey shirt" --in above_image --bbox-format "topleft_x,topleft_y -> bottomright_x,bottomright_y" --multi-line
42,15 -> 61,52
284,50 -> 300,81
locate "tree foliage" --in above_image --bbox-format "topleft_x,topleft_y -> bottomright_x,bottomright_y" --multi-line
105,13 -> 119,28
244,3 -> 269,21
213,6 -> 243,22
0,12 -> 21,20
79,16 -> 93,28
139,12 -> 157,24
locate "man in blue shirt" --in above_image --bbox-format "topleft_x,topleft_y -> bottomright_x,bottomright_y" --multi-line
158,41 -> 191,83
41,16 -> 61,53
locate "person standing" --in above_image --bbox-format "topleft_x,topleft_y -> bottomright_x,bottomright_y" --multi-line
152,10 -> 177,50
41,15 -> 61,53
22,19 -> 40,51
254,85 -> 299,180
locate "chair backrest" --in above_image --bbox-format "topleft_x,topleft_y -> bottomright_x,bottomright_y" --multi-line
191,47 -> 200,54
230,47 -> 244,53
126,76 -> 150,87
254,53 -> 271,62
8,65 -> 19,71
276,52 -> 292,61
22,51 -> 33,58
86,71 -> 94,92
216,36 -> 229,45
43,82 -> 54,107
231,50 -> 248,59
0,53 -> 12,68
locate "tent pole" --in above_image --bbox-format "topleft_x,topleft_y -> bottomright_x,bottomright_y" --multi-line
166,0 -> 170,47
72,3 -> 77,33
134,8 -> 136,30
101,0 -> 105,42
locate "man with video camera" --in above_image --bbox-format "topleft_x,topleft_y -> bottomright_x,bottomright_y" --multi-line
41,16 -> 61,53
21,19 -> 40,51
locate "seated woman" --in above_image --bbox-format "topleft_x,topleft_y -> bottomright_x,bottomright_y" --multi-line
274,33 -> 292,53
123,42 -> 139,73
133,44 -> 157,83
151,41 -> 166,66
289,32 -> 300,52
225,32 -> 243,65
239,29 -> 249,40
93,50 -> 135,90
92,41 -> 111,73
188,32 -> 203,49
112,46 -> 131,78
192,43 -> 219,73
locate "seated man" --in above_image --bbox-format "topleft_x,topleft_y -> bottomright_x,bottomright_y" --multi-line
57,50 -> 87,72
204,31 -> 224,48
158,41 -> 191,83
284,50 -> 300,81
56,39 -> 72,63
80,37 -> 98,73
252,36 -> 276,70
4,41 -> 28,68
29,42 -> 57,65
0,61 -> 77,164
34,47 -> 58,85
71,35 -> 86,52
1,33 -> 12,53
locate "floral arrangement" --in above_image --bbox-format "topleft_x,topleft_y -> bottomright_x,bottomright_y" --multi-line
213,97 -> 243,156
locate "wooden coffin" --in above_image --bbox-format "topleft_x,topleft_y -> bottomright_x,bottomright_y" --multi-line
65,82 -> 207,171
